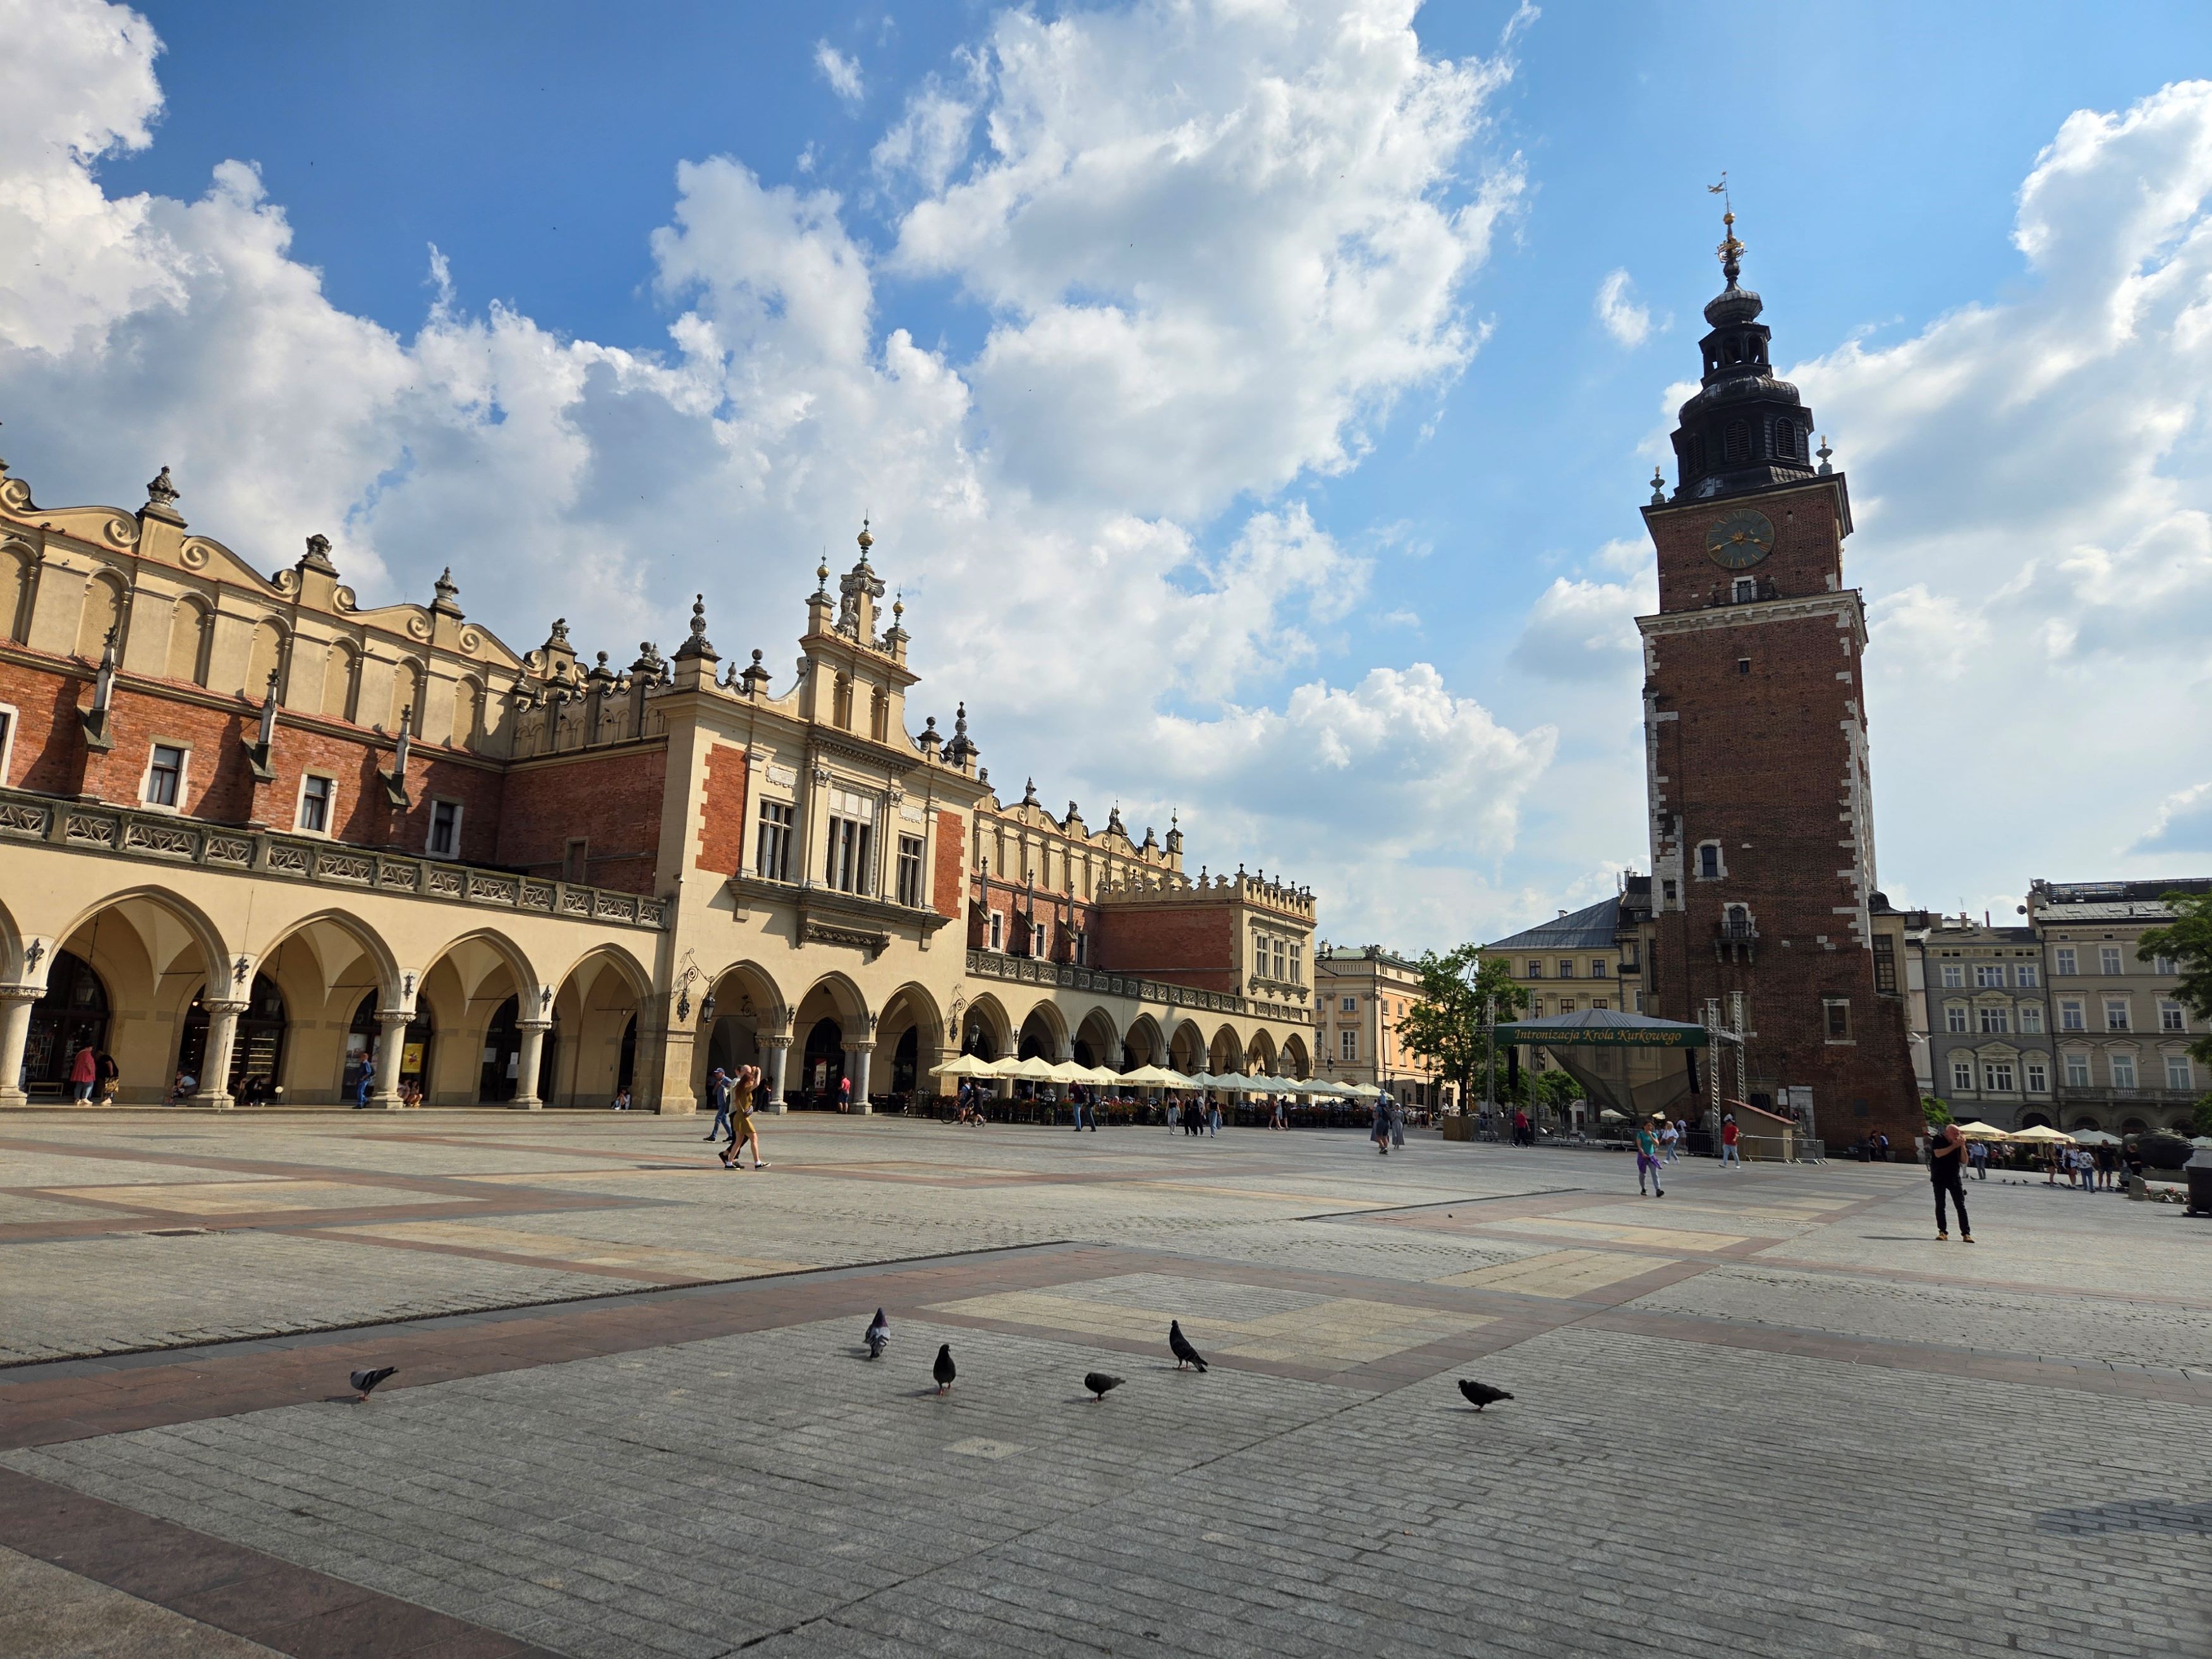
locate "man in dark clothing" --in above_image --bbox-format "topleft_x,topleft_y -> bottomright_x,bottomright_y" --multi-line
1929,1122 -> 1972,1243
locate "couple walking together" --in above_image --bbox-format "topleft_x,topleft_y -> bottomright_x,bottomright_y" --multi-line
703,1065 -> 769,1169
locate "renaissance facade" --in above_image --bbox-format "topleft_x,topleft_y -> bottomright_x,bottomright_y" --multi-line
0,441 -> 1315,1112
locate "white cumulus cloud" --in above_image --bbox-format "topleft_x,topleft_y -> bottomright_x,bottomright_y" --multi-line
1593,269 -> 1651,347
813,41 -> 864,106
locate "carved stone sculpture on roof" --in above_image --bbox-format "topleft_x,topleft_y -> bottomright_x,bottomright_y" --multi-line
431,567 -> 464,618
299,533 -> 337,575
672,594 -> 717,662
835,523 -> 885,641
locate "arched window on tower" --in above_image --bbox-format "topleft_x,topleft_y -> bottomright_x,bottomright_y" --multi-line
1775,419 -> 1798,461
1723,422 -> 1750,465
1687,434 -> 1707,476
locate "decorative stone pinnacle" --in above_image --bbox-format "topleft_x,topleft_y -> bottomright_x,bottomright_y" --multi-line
1816,434 -> 1834,475
431,565 -> 463,617
1650,466 -> 1666,505
856,517 -> 873,557
549,617 -> 571,645
145,465 -> 178,507
672,593 -> 717,661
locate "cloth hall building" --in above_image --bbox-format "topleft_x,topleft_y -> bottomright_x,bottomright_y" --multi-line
0,438 -> 1316,1112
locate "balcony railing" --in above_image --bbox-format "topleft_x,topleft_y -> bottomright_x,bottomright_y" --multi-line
964,949 -> 1310,1024
0,785 -> 667,929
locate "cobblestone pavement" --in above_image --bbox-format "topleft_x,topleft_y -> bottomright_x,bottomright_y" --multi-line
2,1111 -> 2209,1656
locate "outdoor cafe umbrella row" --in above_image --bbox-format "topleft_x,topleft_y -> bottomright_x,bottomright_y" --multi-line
929,1054 -> 1380,1098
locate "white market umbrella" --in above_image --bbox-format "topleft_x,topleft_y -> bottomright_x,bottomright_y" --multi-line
2067,1128 -> 2120,1146
1008,1054 -> 1059,1082
1121,1064 -> 1182,1087
930,1054 -> 999,1079
2009,1124 -> 2077,1145
1954,1121 -> 2012,1142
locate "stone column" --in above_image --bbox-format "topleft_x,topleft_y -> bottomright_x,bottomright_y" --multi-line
190,1000 -> 248,1110
0,987 -> 40,1107
512,1019 -> 549,1110
370,1011 -> 411,1109
762,1033 -> 791,1113
848,1040 -> 874,1115
647,1021 -> 699,1115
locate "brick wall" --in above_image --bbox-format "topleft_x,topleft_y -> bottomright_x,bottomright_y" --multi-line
1653,478 -> 1844,612
1095,901 -> 1239,993
694,744 -> 748,875
0,657 -> 87,795
494,746 -> 667,894
933,810 -> 964,918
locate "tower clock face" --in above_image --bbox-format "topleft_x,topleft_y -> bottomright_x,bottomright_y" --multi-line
1705,509 -> 1776,569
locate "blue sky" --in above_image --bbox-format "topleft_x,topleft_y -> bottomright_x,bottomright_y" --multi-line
7,0 -> 2212,945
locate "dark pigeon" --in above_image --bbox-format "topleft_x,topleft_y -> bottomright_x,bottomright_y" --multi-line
865,1309 -> 890,1360
1085,1371 -> 1124,1401
1458,1379 -> 1513,1411
1169,1320 -> 1208,1373
350,1366 -> 397,1402
933,1343 -> 956,1395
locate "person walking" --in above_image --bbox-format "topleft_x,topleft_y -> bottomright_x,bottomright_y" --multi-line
703,1067 -> 733,1143
1636,1115 -> 1665,1197
720,1065 -> 768,1169
68,1041 -> 98,1103
353,1050 -> 375,1109
1659,1117 -> 1680,1164
1967,1136 -> 1987,1180
1371,1094 -> 1394,1156
1929,1120 -> 1972,1241
1208,1097 -> 1222,1138
1718,1112 -> 1741,1169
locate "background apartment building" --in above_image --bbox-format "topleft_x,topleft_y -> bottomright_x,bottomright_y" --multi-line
1312,944 -> 1449,1108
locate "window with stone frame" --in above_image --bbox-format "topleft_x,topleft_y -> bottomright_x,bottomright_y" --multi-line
1697,842 -> 1722,879
1823,999 -> 1852,1040
1982,1060 -> 2016,1092
895,834 -> 924,907
2017,961 -> 2040,988
2168,1054 -> 2195,1090
1978,1006 -> 2010,1035
2110,1052 -> 2138,1089
1940,962 -> 1964,988
2025,1059 -> 2048,1093
1945,1003 -> 1969,1034
1591,958 -> 1608,978
1975,963 -> 2005,988
2018,1003 -> 2045,1035
1557,958 -> 1576,978
1950,1059 -> 1974,1091
2055,947 -> 2077,975
2058,999 -> 2085,1031
2104,999 -> 2131,1032
2063,1052 -> 2091,1088
2101,946 -> 2124,976
2160,1000 -> 2186,1032
1340,1029 -> 1358,1062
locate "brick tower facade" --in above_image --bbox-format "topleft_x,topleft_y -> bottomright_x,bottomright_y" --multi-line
1634,210 -> 1919,1150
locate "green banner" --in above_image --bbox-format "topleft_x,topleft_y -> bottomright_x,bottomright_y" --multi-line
1493,1024 -> 1706,1048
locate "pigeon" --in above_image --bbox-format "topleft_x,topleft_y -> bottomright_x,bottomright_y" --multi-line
933,1343 -> 956,1395
1458,1379 -> 1513,1411
1169,1320 -> 1208,1373
1085,1371 -> 1124,1402
864,1309 -> 890,1360
349,1366 -> 398,1402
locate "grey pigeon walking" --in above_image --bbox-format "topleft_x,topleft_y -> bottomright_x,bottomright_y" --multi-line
864,1309 -> 890,1359
1457,1379 -> 1513,1411
349,1366 -> 397,1402
1084,1371 -> 1124,1401
1169,1320 -> 1207,1373
933,1343 -> 956,1395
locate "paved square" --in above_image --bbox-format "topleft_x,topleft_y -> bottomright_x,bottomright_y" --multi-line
1,1111 -> 2208,1657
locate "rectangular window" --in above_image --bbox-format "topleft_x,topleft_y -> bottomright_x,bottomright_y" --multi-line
2019,1003 -> 2044,1035
1982,1062 -> 2016,1092
988,911 -> 1004,952
1591,958 -> 1608,978
1288,944 -> 1301,985
1662,878 -> 1677,906
1340,1029 -> 1358,1062
1873,936 -> 1897,994
2063,1053 -> 2091,1088
2169,1055 -> 2196,1091
1526,960 -> 1543,978
2161,1001 -> 2186,1032
2100,946 -> 2124,976
755,801 -> 793,882
1978,1006 -> 2009,1035
1557,959 -> 1575,979
896,834 -> 925,907
426,799 -> 461,859
297,774 -> 333,834
562,837 -> 589,884
1032,920 -> 1048,957
1340,996 -> 1356,1014
2110,1053 -> 2138,1090
1950,1059 -> 1974,1091
2016,963 -> 2039,988
1074,932 -> 1088,968
2104,999 -> 2130,1032
145,743 -> 186,808
825,815 -> 873,894
2025,1060 -> 2048,1093
1272,939 -> 1286,980
2153,955 -> 2179,976
0,706 -> 13,786
1945,1004 -> 1969,1034
1975,964 -> 2005,988
1558,997 -> 1576,1014
1824,999 -> 1851,1040
1940,963 -> 1964,989
2059,999 -> 2085,1031
1698,844 -> 1720,878
1592,998 -> 1609,1011
2055,947 -> 2077,976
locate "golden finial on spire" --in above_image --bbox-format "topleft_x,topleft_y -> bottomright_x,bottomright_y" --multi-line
1708,173 -> 1744,286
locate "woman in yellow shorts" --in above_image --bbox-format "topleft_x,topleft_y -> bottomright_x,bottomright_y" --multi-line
719,1064 -> 769,1169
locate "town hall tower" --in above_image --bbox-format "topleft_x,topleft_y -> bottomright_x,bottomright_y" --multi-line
1635,209 -> 1918,1148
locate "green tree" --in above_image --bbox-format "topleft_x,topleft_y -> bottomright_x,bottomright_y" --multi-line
2140,889 -> 2212,1074
1921,1095 -> 1953,1128
1529,1067 -> 1582,1118
1395,945 -> 1530,1112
